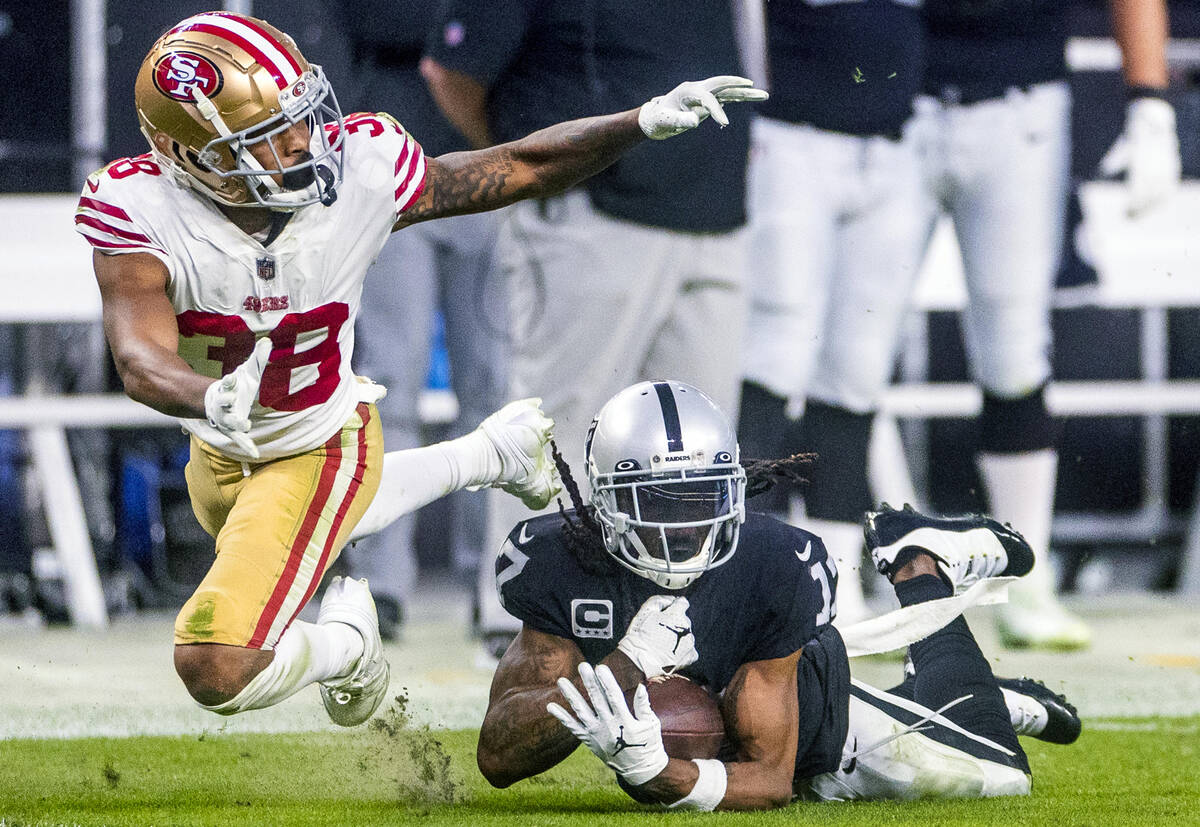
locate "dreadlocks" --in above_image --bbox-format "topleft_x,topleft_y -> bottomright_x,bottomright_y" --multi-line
551,441 -> 611,575
743,453 -> 815,499
552,444 -> 816,572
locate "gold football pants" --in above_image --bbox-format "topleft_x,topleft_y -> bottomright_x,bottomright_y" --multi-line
175,403 -> 383,649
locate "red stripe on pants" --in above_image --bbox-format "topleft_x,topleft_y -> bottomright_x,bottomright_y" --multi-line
282,404 -> 372,636
248,430 -> 343,648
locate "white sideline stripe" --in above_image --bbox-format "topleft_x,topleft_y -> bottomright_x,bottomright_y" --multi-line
882,380 -> 1200,419
1088,721 -> 1199,733
5,380 -> 1197,432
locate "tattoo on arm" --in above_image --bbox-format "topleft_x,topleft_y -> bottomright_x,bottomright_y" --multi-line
478,629 -> 645,787
399,149 -> 521,225
395,111 -> 643,228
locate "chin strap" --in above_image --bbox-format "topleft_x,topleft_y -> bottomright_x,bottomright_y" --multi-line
191,86 -> 236,148
190,86 -> 326,209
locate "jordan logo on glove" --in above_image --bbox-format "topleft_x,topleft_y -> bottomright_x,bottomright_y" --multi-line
660,623 -> 692,655
612,725 -> 647,757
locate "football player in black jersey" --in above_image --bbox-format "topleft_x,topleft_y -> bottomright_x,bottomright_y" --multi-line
477,380 -> 1081,810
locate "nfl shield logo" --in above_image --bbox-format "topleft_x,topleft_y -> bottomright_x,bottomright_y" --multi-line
256,257 -> 276,281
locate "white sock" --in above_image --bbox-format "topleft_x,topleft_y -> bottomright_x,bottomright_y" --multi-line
807,518 -> 870,625
977,449 -> 1059,602
350,432 -> 499,542
1000,687 -> 1049,737
201,620 -> 364,715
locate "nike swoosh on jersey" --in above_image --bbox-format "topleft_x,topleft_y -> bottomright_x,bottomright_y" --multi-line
517,522 -> 534,546
795,541 -> 812,562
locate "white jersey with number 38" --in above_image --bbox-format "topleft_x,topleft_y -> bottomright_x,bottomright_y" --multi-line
75,113 -> 426,460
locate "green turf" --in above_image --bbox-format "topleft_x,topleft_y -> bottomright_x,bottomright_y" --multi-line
1,712 -> 1197,826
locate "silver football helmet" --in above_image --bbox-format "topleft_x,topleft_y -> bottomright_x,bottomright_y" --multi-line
586,381 -> 746,589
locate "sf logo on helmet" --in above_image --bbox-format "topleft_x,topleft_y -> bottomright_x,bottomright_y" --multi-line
153,52 -> 224,102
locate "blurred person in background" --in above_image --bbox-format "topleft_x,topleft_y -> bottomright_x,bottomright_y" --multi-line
421,0 -> 761,656
735,0 -> 929,627
909,0 -> 1178,649
76,10 -> 758,725
737,0 -> 1178,648
332,0 -> 509,640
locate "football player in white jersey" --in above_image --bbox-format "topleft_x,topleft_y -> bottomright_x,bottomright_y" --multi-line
74,11 -> 765,727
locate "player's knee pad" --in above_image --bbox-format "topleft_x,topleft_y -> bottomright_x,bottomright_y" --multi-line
796,399 -> 874,523
979,385 -> 1057,454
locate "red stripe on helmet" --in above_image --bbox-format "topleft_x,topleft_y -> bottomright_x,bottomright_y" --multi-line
210,13 -> 303,74
189,21 -> 294,90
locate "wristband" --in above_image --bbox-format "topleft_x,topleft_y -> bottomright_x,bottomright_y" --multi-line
668,759 -> 727,811
1127,85 -> 1168,102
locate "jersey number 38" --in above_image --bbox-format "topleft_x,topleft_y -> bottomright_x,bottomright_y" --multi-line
176,302 -> 348,411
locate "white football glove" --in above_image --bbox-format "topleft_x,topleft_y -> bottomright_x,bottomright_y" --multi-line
468,397 -> 562,510
638,75 -> 768,140
547,662 -> 669,787
203,337 -> 272,460
617,595 -> 698,680
1099,96 -> 1181,217
354,376 -> 388,405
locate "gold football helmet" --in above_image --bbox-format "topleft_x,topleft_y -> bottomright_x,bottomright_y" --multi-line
134,11 -> 344,209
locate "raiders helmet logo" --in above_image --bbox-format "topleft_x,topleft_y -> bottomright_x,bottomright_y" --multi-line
153,51 -> 224,102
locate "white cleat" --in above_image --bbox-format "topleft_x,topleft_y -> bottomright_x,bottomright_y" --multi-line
477,397 -> 562,510
997,598 -> 1091,651
864,503 -> 1034,591
317,576 -> 390,727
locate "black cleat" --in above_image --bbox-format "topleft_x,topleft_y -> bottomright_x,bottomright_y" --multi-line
996,676 -> 1082,745
864,503 -> 1034,588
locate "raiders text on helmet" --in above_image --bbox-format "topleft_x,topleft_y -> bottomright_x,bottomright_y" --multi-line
134,12 -> 344,209
586,381 -> 747,589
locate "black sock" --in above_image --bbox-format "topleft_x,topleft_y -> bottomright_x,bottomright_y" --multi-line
895,575 -> 1028,771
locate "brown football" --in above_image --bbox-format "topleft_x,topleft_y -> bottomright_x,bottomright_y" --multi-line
644,675 -> 725,760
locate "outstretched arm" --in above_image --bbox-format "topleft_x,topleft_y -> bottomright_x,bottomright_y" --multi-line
477,626 -> 645,788
395,76 -> 765,229
395,111 -> 642,229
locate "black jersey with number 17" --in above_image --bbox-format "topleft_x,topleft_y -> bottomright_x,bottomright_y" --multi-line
496,508 -> 851,779
497,509 -> 832,687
